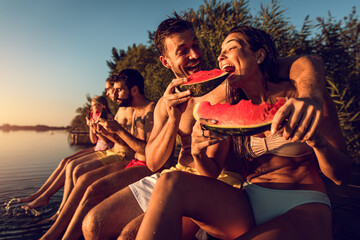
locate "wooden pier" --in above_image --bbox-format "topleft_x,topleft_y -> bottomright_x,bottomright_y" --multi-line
68,130 -> 93,145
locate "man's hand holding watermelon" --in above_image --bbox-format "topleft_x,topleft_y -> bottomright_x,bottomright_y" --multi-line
163,77 -> 191,120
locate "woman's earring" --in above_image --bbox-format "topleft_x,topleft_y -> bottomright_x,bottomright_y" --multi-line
257,60 -> 261,64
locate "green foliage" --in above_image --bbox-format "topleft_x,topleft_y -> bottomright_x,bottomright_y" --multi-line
327,80 -> 360,160
70,0 -> 360,161
114,44 -> 174,101
253,1 -> 299,57
106,47 -> 126,75
69,94 -> 92,132
185,0 -> 252,69
312,9 -> 360,161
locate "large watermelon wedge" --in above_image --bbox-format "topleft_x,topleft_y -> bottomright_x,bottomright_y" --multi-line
193,97 -> 287,136
178,69 -> 229,97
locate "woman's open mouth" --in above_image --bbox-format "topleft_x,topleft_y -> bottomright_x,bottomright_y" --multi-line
221,64 -> 235,73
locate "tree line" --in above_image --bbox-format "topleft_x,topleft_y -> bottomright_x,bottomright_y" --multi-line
70,0 -> 360,162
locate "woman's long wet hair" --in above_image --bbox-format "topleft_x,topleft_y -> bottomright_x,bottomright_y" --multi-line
226,26 -> 282,178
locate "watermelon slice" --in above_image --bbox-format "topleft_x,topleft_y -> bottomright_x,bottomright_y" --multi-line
90,110 -> 101,123
178,69 -> 229,97
193,97 -> 287,136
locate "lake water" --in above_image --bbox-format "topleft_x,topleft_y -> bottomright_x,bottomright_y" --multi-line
0,130 -> 87,240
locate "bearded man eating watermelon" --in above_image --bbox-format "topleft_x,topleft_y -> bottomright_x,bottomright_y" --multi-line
136,25 -> 352,240
83,13 -> 334,240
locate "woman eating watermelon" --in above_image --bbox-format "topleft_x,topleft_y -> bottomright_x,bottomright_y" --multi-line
87,95 -> 115,151
135,26 -> 352,240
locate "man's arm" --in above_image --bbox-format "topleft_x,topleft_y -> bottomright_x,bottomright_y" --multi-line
278,55 -> 325,101
91,123 -> 120,144
307,92 -> 352,185
272,55 -> 326,142
114,126 -> 146,154
145,97 -> 180,172
101,104 -> 155,155
143,103 -> 156,143
145,78 -> 191,172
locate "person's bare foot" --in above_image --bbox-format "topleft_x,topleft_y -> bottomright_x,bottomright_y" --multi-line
17,194 -> 39,203
21,196 -> 49,210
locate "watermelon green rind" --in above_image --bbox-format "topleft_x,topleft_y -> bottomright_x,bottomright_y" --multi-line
178,71 -> 229,97
203,123 -> 271,136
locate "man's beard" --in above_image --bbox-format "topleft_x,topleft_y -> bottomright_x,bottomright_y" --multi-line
117,95 -> 132,107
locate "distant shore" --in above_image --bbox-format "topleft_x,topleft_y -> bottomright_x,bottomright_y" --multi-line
0,124 -> 70,132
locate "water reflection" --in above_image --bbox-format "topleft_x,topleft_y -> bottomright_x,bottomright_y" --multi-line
0,130 -> 85,239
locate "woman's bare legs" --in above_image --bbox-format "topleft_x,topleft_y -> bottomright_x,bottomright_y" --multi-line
62,165 -> 152,240
40,161 -> 139,240
22,168 -> 66,210
136,171 -> 254,240
19,147 -> 94,209
57,152 -> 101,212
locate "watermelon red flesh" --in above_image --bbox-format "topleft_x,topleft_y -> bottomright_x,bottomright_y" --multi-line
90,110 -> 101,123
193,97 -> 286,135
182,69 -> 227,85
178,69 -> 229,97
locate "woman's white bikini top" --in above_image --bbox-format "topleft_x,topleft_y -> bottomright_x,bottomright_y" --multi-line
250,131 -> 314,158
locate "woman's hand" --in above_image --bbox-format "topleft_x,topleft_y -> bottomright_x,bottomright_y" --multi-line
86,116 -> 90,126
191,119 -> 227,157
93,122 -> 104,133
89,122 -> 97,134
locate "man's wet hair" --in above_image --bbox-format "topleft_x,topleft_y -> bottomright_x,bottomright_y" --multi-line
109,69 -> 145,95
154,12 -> 194,56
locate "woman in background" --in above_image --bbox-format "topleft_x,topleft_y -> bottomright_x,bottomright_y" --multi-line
87,96 -> 114,151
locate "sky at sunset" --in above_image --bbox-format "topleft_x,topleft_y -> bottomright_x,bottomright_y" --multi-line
0,0 -> 358,126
